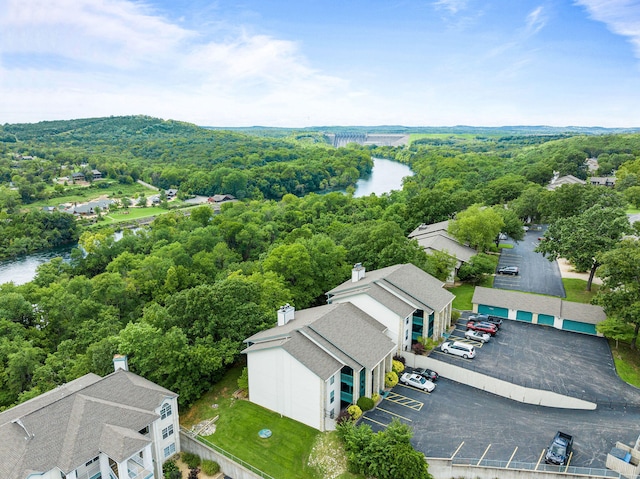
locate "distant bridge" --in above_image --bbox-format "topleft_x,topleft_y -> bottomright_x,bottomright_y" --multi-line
326,133 -> 409,148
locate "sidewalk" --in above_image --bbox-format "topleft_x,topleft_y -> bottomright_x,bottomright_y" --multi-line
557,258 -> 603,285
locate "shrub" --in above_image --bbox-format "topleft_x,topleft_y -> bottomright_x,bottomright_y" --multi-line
201,460 -> 220,475
188,468 -> 199,479
393,354 -> 406,365
392,359 -> 405,374
163,460 -> 179,478
168,471 -> 182,479
451,310 -> 461,321
412,342 -> 425,355
182,452 -> 201,469
237,367 -> 248,391
347,404 -> 362,420
336,408 -> 352,424
385,371 -> 398,388
372,392 -> 380,403
356,396 -> 375,411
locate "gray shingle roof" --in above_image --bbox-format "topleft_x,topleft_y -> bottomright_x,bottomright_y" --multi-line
244,303 -> 395,380
326,263 -> 454,314
472,286 -> 606,324
0,369 -> 177,479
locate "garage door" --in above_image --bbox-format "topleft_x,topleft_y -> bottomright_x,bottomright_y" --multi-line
562,320 -> 597,335
538,314 -> 555,326
516,310 -> 533,322
478,305 -> 509,317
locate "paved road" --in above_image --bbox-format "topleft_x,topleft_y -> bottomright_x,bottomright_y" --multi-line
495,226 -> 566,297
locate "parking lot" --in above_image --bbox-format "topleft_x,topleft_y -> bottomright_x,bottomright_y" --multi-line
363,318 -> 640,468
495,227 -> 566,297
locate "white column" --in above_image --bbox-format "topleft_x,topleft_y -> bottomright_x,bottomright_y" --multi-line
99,455 -> 110,479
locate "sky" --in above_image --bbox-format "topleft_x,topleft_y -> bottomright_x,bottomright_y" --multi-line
1,0 -> 640,127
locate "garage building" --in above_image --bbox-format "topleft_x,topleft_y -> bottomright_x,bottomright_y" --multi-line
472,286 -> 606,335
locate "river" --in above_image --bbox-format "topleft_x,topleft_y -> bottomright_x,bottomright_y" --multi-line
353,157 -> 413,197
0,158 -> 412,285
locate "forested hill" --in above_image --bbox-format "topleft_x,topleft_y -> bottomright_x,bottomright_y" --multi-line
0,116 -> 371,199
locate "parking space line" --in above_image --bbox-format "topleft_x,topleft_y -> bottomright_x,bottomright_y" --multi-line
477,444 -> 491,466
450,441 -> 464,459
386,391 -> 424,410
535,449 -> 545,470
377,407 -> 413,422
506,447 -> 518,468
362,415 -> 389,428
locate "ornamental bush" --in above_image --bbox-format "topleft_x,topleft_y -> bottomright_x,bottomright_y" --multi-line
356,396 -> 374,411
347,404 -> 362,420
372,392 -> 380,403
412,342 -> 425,355
385,371 -> 398,388
201,460 -> 220,475
392,359 -> 405,374
182,452 -> 201,469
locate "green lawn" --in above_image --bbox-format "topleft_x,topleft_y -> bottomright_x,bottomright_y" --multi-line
100,206 -> 169,225
448,284 -> 475,310
610,341 -> 640,388
562,278 -> 599,304
181,366 -> 323,479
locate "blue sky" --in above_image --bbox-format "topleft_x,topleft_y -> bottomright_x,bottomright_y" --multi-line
1,0 -> 639,127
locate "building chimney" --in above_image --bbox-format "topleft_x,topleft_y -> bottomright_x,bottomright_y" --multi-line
351,263 -> 365,282
277,304 -> 295,326
113,354 -> 129,372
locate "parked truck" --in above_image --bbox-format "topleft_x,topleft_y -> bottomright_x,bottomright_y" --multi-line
545,431 -> 573,466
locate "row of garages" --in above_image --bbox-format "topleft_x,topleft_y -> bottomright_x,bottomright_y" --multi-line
472,286 -> 606,335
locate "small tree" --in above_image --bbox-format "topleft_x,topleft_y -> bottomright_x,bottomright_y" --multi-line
237,367 -> 248,391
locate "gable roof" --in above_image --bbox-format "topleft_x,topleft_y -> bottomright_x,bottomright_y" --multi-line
408,221 -> 476,264
0,369 -> 177,479
326,263 -> 454,316
244,302 -> 395,380
472,286 -> 606,324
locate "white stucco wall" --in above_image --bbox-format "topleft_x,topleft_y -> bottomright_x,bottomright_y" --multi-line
247,347 -> 324,430
152,396 -> 181,474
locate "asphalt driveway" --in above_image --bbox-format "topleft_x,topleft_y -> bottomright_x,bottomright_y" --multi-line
495,226 -> 566,297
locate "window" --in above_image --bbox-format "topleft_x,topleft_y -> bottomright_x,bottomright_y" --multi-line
405,330 -> 409,340
329,375 -> 335,385
85,456 -> 99,467
329,409 -> 335,419
330,390 -> 335,404
164,443 -> 176,458
138,425 -> 149,435
162,424 -> 174,439
160,402 -> 172,420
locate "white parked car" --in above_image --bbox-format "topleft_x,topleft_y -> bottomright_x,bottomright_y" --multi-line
399,373 -> 436,392
440,341 -> 476,359
465,329 -> 491,343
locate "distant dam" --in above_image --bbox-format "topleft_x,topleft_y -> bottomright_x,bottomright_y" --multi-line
326,133 -> 409,148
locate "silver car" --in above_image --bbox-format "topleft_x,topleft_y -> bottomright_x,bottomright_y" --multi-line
465,329 -> 491,343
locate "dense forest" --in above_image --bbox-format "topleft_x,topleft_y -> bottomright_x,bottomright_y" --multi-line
1,116 -> 639,411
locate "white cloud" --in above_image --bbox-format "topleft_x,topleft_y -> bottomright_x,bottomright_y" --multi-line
0,0 -> 360,125
525,6 -> 547,36
433,0 -> 468,15
574,0 -> 640,57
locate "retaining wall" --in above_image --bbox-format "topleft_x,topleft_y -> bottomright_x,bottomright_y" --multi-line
403,352 -> 596,410
179,430 -> 267,479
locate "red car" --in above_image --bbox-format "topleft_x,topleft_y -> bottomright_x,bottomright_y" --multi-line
466,320 -> 497,336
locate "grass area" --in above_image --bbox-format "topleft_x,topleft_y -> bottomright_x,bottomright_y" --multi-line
28,181 -> 152,208
181,366 -> 323,479
448,283 -> 475,310
100,206 -> 169,225
609,341 -> 640,388
626,207 -> 640,214
498,243 -> 514,249
562,278 -> 599,303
